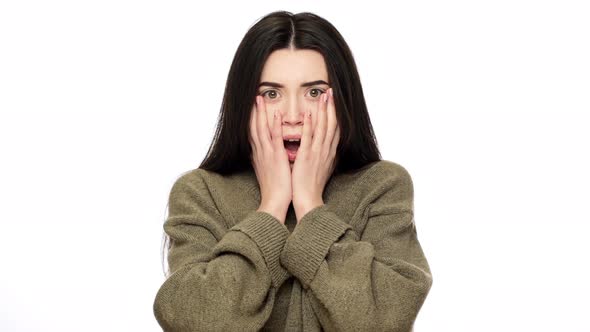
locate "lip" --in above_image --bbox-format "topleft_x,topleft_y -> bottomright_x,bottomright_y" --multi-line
287,149 -> 297,161
283,134 -> 302,140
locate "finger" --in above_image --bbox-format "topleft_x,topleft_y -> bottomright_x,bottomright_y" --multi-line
256,95 -> 273,152
271,110 -> 285,152
311,94 -> 318,135
330,123 -> 340,157
312,91 -> 328,152
324,88 -> 337,151
300,107 -> 313,152
250,99 -> 259,153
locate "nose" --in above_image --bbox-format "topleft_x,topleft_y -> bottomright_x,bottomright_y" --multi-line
280,97 -> 305,127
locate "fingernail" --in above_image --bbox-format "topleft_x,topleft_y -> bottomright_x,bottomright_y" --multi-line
256,96 -> 260,105
328,88 -> 333,97
323,93 -> 328,103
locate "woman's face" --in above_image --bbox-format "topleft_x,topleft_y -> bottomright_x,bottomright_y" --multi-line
257,48 -> 332,168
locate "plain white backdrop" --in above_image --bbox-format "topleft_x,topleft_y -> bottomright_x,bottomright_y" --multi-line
1,1 -> 589,331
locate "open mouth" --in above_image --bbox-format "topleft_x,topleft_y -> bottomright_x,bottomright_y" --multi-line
283,139 -> 301,152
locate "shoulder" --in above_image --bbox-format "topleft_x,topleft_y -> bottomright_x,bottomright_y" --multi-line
324,160 -> 415,231
167,168 -> 221,201
171,167 -> 233,188
327,160 -> 414,209
367,160 -> 412,181
170,168 -> 204,189
168,167 -> 259,212
356,160 -> 413,193
363,160 -> 414,216
329,159 -> 413,193
358,160 -> 414,209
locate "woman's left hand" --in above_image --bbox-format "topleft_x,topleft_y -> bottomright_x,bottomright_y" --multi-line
291,88 -> 340,223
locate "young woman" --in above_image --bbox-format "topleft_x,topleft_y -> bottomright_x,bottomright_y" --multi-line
153,10 -> 433,332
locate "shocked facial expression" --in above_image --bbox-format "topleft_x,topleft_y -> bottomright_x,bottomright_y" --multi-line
257,48 -> 330,169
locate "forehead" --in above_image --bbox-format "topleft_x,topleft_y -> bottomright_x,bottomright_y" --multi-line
260,49 -> 328,85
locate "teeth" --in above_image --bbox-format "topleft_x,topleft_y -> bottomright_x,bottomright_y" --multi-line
287,139 -> 300,142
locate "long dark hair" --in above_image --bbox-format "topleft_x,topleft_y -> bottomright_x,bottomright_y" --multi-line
161,10 -> 382,277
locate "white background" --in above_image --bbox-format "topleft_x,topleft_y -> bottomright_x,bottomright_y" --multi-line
1,1 -> 589,331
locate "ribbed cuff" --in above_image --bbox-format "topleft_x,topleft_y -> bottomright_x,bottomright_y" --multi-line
280,204 -> 352,289
231,210 -> 291,288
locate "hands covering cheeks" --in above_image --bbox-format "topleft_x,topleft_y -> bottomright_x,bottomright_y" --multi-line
291,88 -> 340,223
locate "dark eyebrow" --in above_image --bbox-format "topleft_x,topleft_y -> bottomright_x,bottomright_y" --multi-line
257,80 -> 330,89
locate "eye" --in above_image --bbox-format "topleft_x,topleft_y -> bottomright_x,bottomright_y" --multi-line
259,88 -> 326,100
309,88 -> 325,98
260,90 -> 279,99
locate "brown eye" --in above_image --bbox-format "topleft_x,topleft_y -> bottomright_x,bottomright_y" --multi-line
261,90 -> 278,99
309,88 -> 324,98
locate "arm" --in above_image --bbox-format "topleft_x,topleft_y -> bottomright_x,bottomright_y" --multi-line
153,171 -> 291,331
280,166 -> 433,332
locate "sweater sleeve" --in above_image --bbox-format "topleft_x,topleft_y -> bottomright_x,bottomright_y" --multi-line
153,171 -> 291,332
279,166 -> 433,332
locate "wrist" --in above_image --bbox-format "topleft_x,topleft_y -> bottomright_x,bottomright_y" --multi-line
257,204 -> 287,224
294,199 -> 324,223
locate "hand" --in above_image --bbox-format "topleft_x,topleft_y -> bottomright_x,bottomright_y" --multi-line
291,88 -> 340,223
249,95 -> 292,224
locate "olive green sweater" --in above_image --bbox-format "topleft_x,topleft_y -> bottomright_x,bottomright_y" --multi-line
153,160 -> 433,331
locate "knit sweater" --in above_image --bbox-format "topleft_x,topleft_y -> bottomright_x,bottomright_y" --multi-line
153,159 -> 433,332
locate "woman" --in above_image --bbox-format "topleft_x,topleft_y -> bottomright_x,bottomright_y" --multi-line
153,10 -> 433,332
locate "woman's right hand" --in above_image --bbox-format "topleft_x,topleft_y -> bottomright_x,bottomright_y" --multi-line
249,95 -> 292,224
